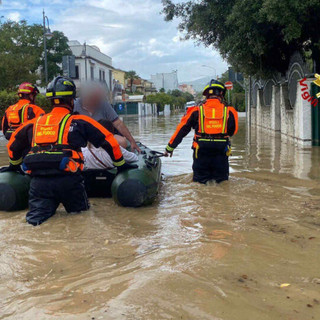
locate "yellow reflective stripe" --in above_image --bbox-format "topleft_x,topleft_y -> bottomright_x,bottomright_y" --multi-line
203,84 -> 225,91
198,138 -> 227,142
195,145 -> 199,159
19,89 -> 32,93
46,91 -> 74,97
32,116 -> 42,147
113,159 -> 125,167
58,114 -> 71,144
166,145 -> 174,152
199,105 -> 204,133
28,151 -> 64,155
211,84 -> 225,90
10,158 -> 23,165
222,106 -> 228,133
20,103 -> 29,124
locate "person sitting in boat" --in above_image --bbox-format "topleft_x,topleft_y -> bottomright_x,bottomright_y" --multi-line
74,81 -> 141,153
82,119 -> 138,170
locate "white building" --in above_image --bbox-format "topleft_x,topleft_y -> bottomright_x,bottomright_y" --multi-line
68,40 -> 113,92
150,71 -> 179,92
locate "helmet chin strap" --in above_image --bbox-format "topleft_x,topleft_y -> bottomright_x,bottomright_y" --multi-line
53,98 -> 74,112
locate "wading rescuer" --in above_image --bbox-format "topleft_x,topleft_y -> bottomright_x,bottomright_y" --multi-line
164,80 -> 238,184
2,83 -> 45,140
5,76 -> 137,226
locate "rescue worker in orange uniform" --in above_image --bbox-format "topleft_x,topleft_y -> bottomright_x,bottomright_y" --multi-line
6,76 -> 136,226
2,82 -> 45,140
164,80 -> 238,184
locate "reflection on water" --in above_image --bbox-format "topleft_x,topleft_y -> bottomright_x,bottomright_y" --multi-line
0,114 -> 320,320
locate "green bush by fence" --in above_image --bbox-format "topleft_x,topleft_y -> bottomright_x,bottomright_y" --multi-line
0,91 -> 51,120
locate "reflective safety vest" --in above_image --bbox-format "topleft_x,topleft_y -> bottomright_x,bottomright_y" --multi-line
23,112 -> 84,174
193,99 -> 230,157
198,99 -> 228,136
5,100 -> 31,134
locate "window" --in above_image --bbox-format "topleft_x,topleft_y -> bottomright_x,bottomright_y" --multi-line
90,66 -> 94,80
99,69 -> 106,82
74,65 -> 79,79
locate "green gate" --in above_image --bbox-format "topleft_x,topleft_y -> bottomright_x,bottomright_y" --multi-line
311,83 -> 320,146
114,102 -> 138,115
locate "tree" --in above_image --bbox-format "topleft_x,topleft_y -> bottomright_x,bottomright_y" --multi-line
162,0 -> 320,78
0,20 -> 42,90
125,70 -> 139,93
0,20 -> 71,90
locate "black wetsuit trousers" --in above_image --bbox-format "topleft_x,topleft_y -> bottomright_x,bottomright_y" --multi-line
192,149 -> 229,184
27,174 -> 90,226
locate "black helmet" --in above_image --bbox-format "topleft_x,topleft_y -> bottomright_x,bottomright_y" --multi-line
202,79 -> 226,98
46,76 -> 76,100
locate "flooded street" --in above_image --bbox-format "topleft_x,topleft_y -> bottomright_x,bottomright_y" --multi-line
0,114 -> 320,320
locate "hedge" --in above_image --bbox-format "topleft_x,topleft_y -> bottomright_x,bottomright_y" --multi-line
0,90 -> 51,120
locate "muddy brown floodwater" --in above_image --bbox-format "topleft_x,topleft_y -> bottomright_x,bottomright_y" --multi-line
0,114 -> 320,320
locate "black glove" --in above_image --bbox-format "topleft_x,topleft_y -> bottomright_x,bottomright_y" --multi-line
0,164 -> 24,175
117,162 -> 138,173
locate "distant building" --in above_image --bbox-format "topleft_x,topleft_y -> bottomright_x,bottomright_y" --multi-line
113,68 -> 126,87
150,71 -> 179,92
126,78 -> 157,96
68,40 -> 113,92
179,84 -> 196,96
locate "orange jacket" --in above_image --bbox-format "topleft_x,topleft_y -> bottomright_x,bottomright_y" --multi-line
166,98 -> 238,152
2,99 -> 45,140
7,106 -> 124,174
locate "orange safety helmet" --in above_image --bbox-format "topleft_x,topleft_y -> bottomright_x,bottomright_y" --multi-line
18,82 -> 40,97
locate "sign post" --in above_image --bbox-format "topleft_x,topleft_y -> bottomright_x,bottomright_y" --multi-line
225,81 -> 233,104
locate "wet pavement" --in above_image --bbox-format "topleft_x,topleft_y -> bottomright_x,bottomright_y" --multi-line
0,114 -> 320,320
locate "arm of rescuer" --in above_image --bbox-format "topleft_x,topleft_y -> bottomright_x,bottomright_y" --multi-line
28,104 -> 45,119
71,115 -> 137,171
164,106 -> 198,157
2,112 -> 9,137
6,120 -> 35,168
6,116 -> 137,172
226,106 -> 238,137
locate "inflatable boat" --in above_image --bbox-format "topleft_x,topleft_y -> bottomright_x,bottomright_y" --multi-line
0,142 -> 162,211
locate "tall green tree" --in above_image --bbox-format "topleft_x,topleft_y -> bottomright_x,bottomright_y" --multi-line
0,20 -> 41,90
125,70 -> 139,93
0,20 -> 71,90
162,0 -> 320,78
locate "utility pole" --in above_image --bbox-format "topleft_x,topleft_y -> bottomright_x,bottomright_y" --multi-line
202,65 -> 217,79
42,10 -> 53,84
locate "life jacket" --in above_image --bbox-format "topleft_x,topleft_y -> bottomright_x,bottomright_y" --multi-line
5,100 -> 31,134
23,111 -> 84,175
193,98 -> 230,156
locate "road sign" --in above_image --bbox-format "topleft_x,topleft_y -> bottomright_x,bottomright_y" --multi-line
225,81 -> 233,90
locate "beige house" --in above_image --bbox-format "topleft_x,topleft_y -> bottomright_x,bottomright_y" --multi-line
113,68 -> 126,87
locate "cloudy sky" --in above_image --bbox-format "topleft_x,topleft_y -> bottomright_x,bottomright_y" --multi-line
1,0 -> 228,82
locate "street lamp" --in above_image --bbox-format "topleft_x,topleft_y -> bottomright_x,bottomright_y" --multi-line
80,42 -> 88,81
43,9 -> 53,84
201,65 -> 217,79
